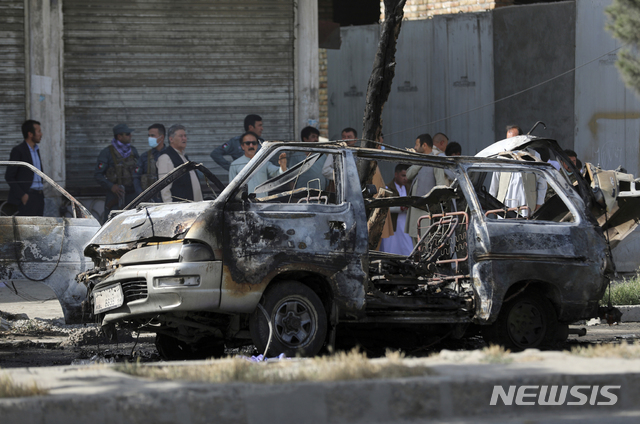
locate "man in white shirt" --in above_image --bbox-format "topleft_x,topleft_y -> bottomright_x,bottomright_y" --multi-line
157,124 -> 203,203
432,132 -> 448,156
381,164 -> 413,256
228,132 -> 287,194
405,134 -> 438,241
488,150 -> 547,216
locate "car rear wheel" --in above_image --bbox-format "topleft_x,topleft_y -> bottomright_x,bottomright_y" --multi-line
250,280 -> 327,357
483,291 -> 558,351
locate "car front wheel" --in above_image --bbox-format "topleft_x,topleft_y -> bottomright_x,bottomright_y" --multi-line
250,280 -> 327,357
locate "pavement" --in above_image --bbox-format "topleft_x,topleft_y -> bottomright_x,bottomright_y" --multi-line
0,281 -> 64,321
3,282 -> 640,423
2,349 -> 640,423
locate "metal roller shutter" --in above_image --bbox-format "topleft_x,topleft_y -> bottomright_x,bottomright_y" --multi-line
0,0 -> 26,171
63,0 -> 295,192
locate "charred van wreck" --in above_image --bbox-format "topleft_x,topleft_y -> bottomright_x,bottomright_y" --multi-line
78,138 -> 630,359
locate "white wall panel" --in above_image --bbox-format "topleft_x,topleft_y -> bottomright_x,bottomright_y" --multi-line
329,14 -> 494,181
327,25 -> 379,140
575,0 -> 640,177
575,0 -> 640,273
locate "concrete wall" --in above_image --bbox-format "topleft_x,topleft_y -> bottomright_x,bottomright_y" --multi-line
295,0 -> 320,138
493,2 -> 576,147
380,14 -> 494,154
25,0 -> 65,195
329,14 -> 495,181
330,3 -> 578,183
400,0 -> 513,19
574,0 -> 640,274
327,25 -> 379,141
574,0 -> 640,177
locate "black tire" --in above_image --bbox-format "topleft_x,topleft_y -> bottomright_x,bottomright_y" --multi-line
155,334 -> 224,361
250,280 -> 327,357
482,291 -> 558,351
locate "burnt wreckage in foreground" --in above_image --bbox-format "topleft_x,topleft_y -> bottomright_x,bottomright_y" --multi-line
77,137 -> 635,359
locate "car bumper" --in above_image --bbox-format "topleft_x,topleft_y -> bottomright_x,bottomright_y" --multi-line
94,261 -> 223,325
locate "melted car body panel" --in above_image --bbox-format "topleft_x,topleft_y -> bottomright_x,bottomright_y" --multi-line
1,161 -> 100,323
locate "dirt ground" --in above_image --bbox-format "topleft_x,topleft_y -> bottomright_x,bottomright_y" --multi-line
2,281 -> 639,369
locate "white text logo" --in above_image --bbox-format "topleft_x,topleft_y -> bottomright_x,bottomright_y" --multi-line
490,385 -> 620,406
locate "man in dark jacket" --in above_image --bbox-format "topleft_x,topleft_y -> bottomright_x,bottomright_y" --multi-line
210,114 -> 264,172
133,123 -> 167,199
94,123 -> 140,222
157,124 -> 203,203
5,120 -> 45,216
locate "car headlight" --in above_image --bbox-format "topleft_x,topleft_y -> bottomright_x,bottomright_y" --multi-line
179,243 -> 214,262
154,275 -> 200,287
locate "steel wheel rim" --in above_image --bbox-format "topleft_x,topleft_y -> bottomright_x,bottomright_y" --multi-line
506,300 -> 545,348
273,296 -> 316,348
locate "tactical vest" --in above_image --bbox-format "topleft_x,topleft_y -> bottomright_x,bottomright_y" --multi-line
105,146 -> 137,189
140,149 -> 158,190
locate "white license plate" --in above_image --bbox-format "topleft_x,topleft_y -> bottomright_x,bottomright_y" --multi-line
93,284 -> 124,314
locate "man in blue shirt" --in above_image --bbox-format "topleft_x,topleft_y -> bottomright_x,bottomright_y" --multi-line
211,114 -> 264,172
5,120 -> 45,216
228,132 -> 286,195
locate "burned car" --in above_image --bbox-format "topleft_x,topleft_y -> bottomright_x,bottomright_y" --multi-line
1,161 -> 101,323
78,140 -> 616,358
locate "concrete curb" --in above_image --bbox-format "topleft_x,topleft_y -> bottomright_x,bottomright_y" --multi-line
619,305 -> 640,322
2,352 -> 640,423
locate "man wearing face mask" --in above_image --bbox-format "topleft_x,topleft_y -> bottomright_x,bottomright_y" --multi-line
133,123 -> 167,198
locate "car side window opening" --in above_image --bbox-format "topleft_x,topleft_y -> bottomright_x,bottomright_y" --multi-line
469,168 -> 576,223
367,159 -> 472,300
247,149 -> 341,205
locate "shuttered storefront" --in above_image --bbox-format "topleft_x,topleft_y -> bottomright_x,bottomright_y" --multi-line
63,0 -> 295,192
0,0 -> 26,171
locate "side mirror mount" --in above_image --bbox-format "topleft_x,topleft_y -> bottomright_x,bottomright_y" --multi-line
234,185 -> 249,202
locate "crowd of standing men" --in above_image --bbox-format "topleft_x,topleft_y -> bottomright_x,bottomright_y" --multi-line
4,118 -> 581,256
1,116 -> 467,245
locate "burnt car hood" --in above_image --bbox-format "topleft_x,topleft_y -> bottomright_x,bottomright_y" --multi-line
84,201 -> 214,257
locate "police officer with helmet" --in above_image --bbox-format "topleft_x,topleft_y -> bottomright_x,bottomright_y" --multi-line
94,123 -> 140,222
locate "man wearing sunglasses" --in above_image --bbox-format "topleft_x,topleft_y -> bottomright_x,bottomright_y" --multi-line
95,123 -> 140,222
228,132 -> 286,194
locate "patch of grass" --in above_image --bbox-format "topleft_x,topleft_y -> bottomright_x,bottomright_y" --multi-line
116,349 -> 434,384
571,342 -> 640,359
480,344 -> 513,364
0,375 -> 48,398
601,275 -> 640,306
